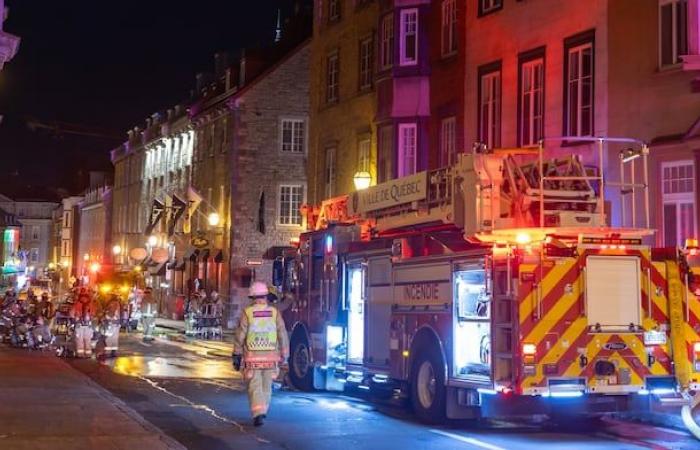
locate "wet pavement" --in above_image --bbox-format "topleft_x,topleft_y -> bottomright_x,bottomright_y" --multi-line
65,330 -> 700,450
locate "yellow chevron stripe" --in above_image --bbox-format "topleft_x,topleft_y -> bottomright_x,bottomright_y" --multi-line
563,334 -> 607,377
523,274 -> 582,346
522,317 -> 587,387
519,259 -> 576,325
619,334 -> 669,376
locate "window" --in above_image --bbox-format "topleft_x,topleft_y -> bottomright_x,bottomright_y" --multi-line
359,37 -> 373,90
398,123 -> 418,177
478,66 -> 501,149
662,161 -> 696,246
479,0 -> 502,16
564,37 -> 594,137
400,9 -> 418,66
279,184 -> 304,226
380,14 -> 394,69
329,0 -> 341,22
660,0 -> 688,66
358,138 -> 371,172
378,125 -> 394,183
326,52 -> 339,103
281,119 -> 306,153
440,117 -> 456,167
519,55 -> 545,147
30,248 -> 39,263
441,0 -> 457,56
31,226 -> 40,240
325,147 -> 336,199
63,212 -> 70,228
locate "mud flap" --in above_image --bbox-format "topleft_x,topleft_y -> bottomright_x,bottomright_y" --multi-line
445,387 -> 480,420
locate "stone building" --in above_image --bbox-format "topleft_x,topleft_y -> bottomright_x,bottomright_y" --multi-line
308,0 -> 379,203
0,0 -> 20,70
462,0 -> 700,246
58,196 -> 83,278
76,185 -> 112,281
0,194 -> 59,277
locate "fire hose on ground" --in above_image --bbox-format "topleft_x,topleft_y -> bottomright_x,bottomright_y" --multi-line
681,390 -> 700,440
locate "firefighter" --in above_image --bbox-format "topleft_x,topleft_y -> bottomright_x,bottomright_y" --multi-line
102,294 -> 122,356
232,282 -> 289,427
71,288 -> 95,358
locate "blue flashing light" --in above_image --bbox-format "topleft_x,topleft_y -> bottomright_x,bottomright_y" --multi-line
549,391 -> 584,398
325,235 -> 333,254
358,385 -> 370,391
650,388 -> 676,396
477,388 -> 498,396
637,389 -> 650,395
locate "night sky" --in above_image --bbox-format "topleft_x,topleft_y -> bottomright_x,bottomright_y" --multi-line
0,0 -> 304,199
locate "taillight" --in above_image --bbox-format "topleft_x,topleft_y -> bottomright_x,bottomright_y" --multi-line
694,342 -> 700,372
522,343 -> 537,364
694,342 -> 700,353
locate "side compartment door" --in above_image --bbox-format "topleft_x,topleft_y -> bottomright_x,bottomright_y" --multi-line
366,257 -> 393,368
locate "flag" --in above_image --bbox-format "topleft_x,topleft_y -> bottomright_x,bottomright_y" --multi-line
168,194 -> 187,236
183,186 -> 203,234
145,199 -> 165,235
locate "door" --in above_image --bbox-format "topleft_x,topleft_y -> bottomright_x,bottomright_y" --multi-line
346,264 -> 366,365
453,268 -> 492,381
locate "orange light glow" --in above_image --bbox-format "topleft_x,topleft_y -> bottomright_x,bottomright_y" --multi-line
515,232 -> 531,245
522,343 -> 537,355
89,262 -> 101,273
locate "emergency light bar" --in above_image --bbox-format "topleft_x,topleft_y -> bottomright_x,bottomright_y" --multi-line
580,237 -> 642,246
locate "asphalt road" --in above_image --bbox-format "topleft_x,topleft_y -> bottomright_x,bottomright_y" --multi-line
66,331 -> 700,450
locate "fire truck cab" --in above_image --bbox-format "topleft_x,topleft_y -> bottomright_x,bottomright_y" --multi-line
276,138 -> 698,422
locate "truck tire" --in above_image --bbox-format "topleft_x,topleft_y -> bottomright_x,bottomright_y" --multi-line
410,345 -> 446,423
289,332 -> 315,391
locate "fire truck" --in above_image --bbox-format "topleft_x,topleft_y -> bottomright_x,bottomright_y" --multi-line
273,137 -> 700,424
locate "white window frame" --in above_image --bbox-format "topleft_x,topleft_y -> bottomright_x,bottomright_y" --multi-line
479,70 -> 501,149
380,14 -> 394,69
358,138 -> 371,172
662,160 -> 696,246
441,0 -> 457,57
280,118 -> 307,154
440,117 -> 456,167
359,37 -> 373,90
659,0 -> 689,67
565,42 -> 594,137
278,183 -> 306,227
398,123 -> 418,177
520,57 -> 545,147
480,0 -> 502,15
325,147 -> 337,199
327,52 -> 340,103
31,225 -> 40,241
400,8 -> 418,66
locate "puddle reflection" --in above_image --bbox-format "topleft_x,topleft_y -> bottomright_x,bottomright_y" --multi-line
108,355 -> 238,379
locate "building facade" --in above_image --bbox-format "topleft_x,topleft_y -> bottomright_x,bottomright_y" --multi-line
76,185 -> 113,281
461,0 -> 700,246
309,0 -> 379,203
0,0 -> 20,70
0,194 -> 59,277
59,196 -> 84,278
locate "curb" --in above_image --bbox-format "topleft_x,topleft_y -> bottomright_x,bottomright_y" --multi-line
56,357 -> 187,450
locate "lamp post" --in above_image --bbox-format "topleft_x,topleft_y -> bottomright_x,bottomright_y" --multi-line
353,171 -> 372,191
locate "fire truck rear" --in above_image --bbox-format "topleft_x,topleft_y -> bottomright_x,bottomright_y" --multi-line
275,138 -> 698,423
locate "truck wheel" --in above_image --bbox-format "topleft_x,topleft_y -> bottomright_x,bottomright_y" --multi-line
289,332 -> 314,391
410,346 -> 446,423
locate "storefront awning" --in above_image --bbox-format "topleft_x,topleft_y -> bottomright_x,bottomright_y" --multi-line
184,247 -> 199,261
148,262 -> 166,276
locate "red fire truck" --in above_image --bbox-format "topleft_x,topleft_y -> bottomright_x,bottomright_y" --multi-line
274,138 -> 699,423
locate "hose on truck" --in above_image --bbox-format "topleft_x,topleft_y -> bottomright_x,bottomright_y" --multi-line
681,390 -> 700,440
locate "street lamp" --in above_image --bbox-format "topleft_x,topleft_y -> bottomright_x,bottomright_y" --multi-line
112,244 -> 122,256
89,262 -> 101,273
353,171 -> 372,191
147,235 -> 158,247
208,212 -> 220,227
83,253 -> 90,261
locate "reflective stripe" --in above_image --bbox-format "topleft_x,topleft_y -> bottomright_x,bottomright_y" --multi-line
245,305 -> 278,352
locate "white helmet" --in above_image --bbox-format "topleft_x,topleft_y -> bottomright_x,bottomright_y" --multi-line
249,281 -> 269,298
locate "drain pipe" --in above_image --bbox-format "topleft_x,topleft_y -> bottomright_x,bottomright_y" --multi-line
681,390 -> 700,440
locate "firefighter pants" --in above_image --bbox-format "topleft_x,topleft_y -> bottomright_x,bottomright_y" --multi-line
105,323 -> 120,353
245,368 -> 278,418
74,325 -> 93,357
142,315 -> 155,339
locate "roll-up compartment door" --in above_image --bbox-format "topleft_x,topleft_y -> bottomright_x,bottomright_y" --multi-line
585,256 -> 641,330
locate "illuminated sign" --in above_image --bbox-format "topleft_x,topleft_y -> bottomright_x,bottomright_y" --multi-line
581,237 -> 642,246
348,172 -> 427,215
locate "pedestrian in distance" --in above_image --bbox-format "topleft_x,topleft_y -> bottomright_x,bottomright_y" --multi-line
232,281 -> 289,427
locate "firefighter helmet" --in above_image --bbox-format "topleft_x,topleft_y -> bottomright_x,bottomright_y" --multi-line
249,282 -> 269,298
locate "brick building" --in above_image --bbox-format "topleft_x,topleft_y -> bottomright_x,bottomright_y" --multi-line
76,185 -> 113,282
462,0 -> 700,246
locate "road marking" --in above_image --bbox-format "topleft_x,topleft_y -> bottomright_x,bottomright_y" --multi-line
430,429 -> 506,450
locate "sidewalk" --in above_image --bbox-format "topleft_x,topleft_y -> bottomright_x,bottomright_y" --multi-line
0,346 -> 185,450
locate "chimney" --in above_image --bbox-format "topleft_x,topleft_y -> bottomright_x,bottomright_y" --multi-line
239,49 -> 247,87
214,52 -> 229,78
